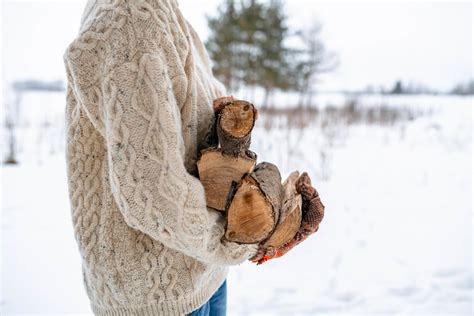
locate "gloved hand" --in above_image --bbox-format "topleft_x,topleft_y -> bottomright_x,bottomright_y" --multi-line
212,95 -> 236,112
249,172 -> 325,265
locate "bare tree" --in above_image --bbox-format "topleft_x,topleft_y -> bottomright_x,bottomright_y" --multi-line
3,93 -> 21,164
294,21 -> 338,107
2,79 -> 65,165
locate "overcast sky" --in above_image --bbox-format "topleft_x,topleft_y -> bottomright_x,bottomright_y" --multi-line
2,0 -> 472,92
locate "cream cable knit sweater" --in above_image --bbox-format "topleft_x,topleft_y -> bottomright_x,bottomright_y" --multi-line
63,0 -> 259,314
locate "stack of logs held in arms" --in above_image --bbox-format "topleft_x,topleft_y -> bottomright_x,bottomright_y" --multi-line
197,97 -> 302,247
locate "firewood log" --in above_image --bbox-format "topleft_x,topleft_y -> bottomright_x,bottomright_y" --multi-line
224,162 -> 284,243
197,98 -> 258,211
197,148 -> 256,210
262,171 -> 303,248
198,97 -> 302,246
215,99 -> 257,157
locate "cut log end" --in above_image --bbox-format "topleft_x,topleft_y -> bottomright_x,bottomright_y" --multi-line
225,176 -> 275,243
217,100 -> 257,155
225,162 -> 283,244
219,100 -> 256,138
197,148 -> 256,211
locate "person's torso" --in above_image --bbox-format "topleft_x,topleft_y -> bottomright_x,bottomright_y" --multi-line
64,0 -> 228,311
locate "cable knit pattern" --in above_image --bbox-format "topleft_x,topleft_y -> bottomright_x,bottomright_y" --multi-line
63,0 -> 258,314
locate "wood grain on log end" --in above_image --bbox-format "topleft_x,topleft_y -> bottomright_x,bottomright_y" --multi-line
197,147 -> 256,211
217,100 -> 257,155
225,162 -> 283,244
225,176 -> 275,243
220,100 -> 256,138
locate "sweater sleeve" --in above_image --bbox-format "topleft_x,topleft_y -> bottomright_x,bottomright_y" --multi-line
107,52 -> 260,266
64,40 -> 258,267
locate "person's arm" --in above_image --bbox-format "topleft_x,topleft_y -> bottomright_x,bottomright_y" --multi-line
64,35 -> 258,267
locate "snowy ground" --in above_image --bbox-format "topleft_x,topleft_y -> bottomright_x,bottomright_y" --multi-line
1,94 -> 472,315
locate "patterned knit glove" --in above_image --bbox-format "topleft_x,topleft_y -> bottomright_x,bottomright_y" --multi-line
249,172 -> 325,265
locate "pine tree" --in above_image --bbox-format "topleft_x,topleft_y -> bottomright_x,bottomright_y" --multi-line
206,0 -> 242,92
237,0 -> 265,90
391,80 -> 404,94
206,0 -> 336,107
206,0 -> 293,104
255,0 -> 293,106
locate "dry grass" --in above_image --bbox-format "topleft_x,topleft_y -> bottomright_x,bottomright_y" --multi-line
258,99 -> 421,130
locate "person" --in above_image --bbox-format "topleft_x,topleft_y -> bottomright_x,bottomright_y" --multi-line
63,0 -> 324,315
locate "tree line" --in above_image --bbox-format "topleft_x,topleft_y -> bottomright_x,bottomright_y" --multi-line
205,0 -> 337,107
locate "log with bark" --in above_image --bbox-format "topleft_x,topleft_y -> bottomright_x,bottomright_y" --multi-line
224,162 -> 283,243
262,171 -> 302,248
224,168 -> 303,245
215,99 -> 257,157
197,147 -> 256,211
197,98 -> 258,211
197,97 -> 303,245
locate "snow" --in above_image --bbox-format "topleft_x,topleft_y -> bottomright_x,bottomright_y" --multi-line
1,94 -> 472,315
1,156 -> 90,315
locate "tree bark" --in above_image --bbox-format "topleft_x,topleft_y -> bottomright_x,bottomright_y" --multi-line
262,171 -> 302,248
197,98 -> 258,211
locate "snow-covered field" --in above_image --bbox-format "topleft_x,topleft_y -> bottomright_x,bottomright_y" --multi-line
1,94 -> 472,315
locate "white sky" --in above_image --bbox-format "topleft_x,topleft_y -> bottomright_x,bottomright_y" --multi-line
1,0 -> 472,92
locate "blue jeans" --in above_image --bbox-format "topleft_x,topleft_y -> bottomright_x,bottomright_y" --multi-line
187,280 -> 227,316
